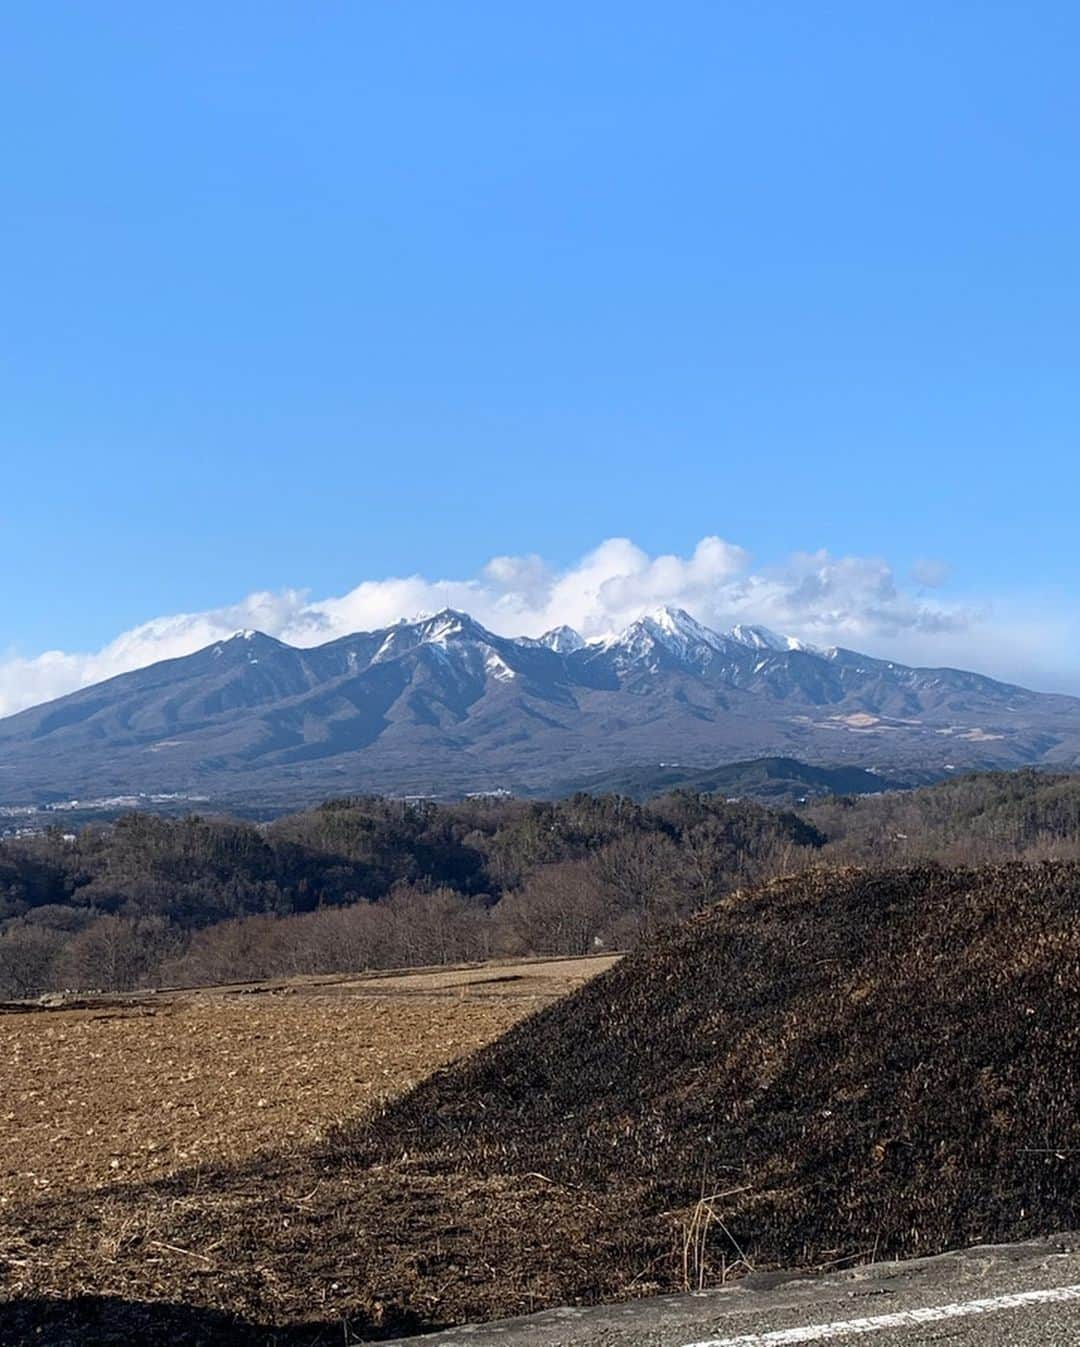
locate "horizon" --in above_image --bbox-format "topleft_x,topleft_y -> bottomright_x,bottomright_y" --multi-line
1,598 -> 1063,725
4,532 -> 1080,714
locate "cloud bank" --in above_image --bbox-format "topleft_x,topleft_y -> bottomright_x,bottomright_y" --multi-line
0,536 -> 1072,716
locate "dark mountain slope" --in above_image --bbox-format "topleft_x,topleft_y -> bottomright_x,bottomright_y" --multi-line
3,607 -> 1080,805
565,755 -> 915,801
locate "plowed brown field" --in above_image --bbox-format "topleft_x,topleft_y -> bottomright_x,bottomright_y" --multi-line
0,955 -> 616,1210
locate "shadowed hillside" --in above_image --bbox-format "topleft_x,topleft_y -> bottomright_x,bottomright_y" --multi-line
354,862 -> 1080,1266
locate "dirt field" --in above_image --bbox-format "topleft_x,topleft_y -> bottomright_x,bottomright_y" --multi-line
0,955 -> 617,1210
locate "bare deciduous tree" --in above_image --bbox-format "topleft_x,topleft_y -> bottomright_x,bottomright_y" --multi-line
0,925 -> 64,999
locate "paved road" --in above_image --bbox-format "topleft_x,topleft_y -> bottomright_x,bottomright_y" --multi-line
395,1236 -> 1080,1347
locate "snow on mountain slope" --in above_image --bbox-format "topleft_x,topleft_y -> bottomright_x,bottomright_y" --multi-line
3,606 -> 1080,805
726,623 -> 816,653
596,606 -> 739,671
524,625 -> 587,654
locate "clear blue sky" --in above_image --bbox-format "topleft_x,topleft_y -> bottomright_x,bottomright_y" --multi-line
3,3 -> 1079,664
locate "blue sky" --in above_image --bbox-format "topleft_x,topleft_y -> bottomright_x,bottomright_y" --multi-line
2,2 -> 1079,708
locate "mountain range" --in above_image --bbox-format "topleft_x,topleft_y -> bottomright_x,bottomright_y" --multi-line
2,606 -> 1080,810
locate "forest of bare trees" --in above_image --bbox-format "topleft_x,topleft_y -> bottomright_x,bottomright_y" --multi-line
3,770 -> 1080,998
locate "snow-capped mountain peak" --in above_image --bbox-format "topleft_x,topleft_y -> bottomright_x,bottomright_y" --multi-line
725,623 -> 817,655
726,623 -> 785,650
532,625 -> 586,654
415,608 -> 478,643
601,606 -> 730,669
369,609 -> 499,665
599,607 -> 820,670
645,606 -> 725,647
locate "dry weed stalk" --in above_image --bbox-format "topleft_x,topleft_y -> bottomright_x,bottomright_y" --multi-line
680,1184 -> 751,1291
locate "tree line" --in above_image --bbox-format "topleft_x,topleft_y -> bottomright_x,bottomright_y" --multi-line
3,770 -> 1080,997
0,792 -> 818,996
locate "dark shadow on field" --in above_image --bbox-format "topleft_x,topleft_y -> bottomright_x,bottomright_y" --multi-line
0,1297 -> 271,1347
0,1296 -> 437,1346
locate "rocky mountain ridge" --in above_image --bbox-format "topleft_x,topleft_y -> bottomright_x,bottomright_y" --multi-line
2,606 -> 1079,806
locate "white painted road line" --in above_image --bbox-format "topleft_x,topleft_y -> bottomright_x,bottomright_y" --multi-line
681,1282 -> 1080,1346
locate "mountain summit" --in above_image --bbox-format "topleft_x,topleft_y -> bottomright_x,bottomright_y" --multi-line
2,607 -> 1079,807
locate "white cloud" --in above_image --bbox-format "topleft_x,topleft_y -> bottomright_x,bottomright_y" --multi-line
910,558 -> 952,589
0,535 -> 1075,716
